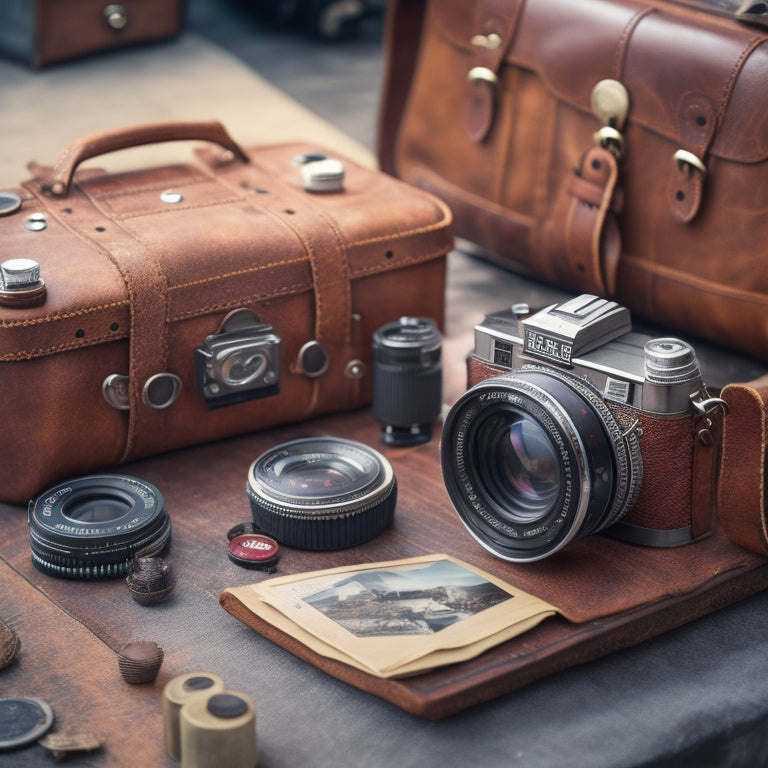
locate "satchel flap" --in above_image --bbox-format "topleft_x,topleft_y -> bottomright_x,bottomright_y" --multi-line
429,0 -> 768,164
0,144 -> 452,361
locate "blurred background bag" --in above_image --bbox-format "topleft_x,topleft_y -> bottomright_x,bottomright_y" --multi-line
0,0 -> 185,68
379,0 -> 768,361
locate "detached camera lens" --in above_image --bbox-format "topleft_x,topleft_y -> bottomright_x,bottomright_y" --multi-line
372,317 -> 442,446
28,475 -> 171,579
247,437 -> 396,550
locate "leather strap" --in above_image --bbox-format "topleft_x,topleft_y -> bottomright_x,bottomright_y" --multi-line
21,179 -> 172,463
541,145 -> 622,296
717,377 -> 768,555
274,201 -> 358,417
668,36 -> 763,222
466,0 -> 525,143
377,0 -> 428,175
690,403 -> 724,541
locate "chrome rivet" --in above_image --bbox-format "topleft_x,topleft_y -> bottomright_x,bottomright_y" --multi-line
297,340 -> 330,378
344,359 -> 366,380
104,4 -> 128,30
0,259 -> 41,290
300,159 -> 345,193
160,190 -> 183,204
102,374 -> 130,411
24,213 -> 47,231
142,373 -> 182,410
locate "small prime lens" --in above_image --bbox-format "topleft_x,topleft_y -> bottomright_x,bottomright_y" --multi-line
440,370 -> 642,562
28,475 -> 171,579
372,317 -> 442,446
247,437 -> 396,550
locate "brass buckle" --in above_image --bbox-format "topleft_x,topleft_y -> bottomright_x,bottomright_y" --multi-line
593,125 -> 625,160
674,149 -> 707,177
468,66 -> 498,86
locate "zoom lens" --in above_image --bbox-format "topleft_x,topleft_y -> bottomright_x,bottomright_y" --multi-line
28,475 -> 171,579
440,370 -> 642,562
372,317 -> 442,446
247,437 -> 396,550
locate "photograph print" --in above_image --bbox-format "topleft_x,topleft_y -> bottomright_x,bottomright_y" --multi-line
300,559 -> 513,637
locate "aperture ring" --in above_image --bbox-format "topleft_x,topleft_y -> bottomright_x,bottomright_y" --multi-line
28,475 -> 171,580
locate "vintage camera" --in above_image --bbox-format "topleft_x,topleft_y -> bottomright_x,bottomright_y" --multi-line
440,294 -> 727,563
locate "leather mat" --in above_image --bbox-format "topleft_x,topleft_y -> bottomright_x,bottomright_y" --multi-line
3,408 -> 761,722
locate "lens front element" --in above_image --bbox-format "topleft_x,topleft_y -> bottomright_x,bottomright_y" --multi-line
441,369 -> 642,562
475,412 -> 561,524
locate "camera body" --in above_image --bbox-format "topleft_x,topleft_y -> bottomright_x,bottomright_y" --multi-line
441,295 -> 725,563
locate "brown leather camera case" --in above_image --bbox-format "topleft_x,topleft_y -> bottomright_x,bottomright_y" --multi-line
0,121 -> 452,503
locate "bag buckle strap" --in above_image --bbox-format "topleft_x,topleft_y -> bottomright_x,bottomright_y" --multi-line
466,0 -> 525,143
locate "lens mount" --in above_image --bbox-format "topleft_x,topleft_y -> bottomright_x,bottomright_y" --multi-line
28,475 -> 171,579
247,437 -> 397,550
441,369 -> 642,562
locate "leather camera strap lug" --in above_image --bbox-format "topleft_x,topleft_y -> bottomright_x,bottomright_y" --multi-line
466,0 -> 525,143
690,395 -> 726,541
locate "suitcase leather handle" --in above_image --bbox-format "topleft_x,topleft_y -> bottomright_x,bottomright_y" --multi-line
49,120 -> 250,196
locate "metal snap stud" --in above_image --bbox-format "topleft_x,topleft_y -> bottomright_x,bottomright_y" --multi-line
24,213 -> 47,231
102,374 -> 130,411
297,340 -> 330,378
160,190 -> 183,204
142,373 -> 182,410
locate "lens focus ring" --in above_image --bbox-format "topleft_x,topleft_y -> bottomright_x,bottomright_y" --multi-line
28,475 -> 171,580
246,437 -> 396,550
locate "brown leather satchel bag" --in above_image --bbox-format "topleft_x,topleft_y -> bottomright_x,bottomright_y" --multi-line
379,0 -> 768,361
0,121 -> 452,503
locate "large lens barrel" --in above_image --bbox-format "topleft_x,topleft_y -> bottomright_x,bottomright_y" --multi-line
440,369 -> 642,562
247,437 -> 396,550
28,475 -> 171,579
372,317 -> 442,446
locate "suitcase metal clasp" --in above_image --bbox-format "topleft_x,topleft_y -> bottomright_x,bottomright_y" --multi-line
194,309 -> 281,410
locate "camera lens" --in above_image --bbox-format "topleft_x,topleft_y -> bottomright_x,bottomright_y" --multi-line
247,437 -> 397,550
372,317 -> 442,446
474,412 -> 561,522
441,369 -> 642,562
28,475 -> 171,579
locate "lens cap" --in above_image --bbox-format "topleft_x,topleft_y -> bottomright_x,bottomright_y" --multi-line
228,532 -> 281,572
0,697 -> 54,751
247,437 -> 397,550
28,475 -> 171,580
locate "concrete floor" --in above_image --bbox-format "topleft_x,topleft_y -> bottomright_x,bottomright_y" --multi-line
186,0 -> 386,150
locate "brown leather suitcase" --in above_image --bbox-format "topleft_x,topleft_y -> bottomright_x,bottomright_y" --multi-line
0,0 -> 184,69
0,121 -> 452,504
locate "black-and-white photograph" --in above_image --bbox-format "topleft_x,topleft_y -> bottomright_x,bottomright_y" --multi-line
301,560 -> 512,637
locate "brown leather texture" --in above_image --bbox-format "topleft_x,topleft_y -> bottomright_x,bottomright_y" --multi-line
32,0 -> 184,68
718,375 -> 768,555
379,0 -> 768,361
2,407 -> 767,729
0,122 -> 452,504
